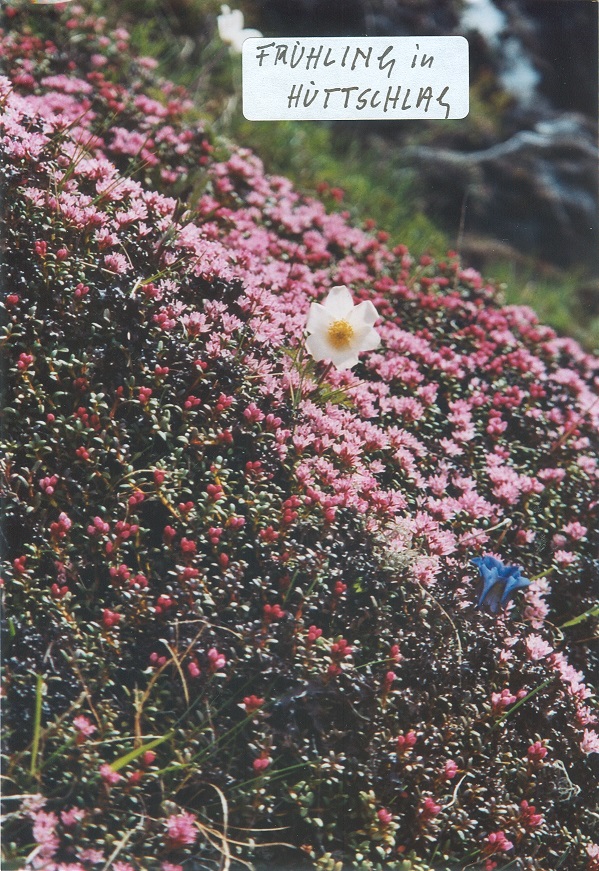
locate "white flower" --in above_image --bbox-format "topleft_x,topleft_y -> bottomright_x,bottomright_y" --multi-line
217,5 -> 262,54
305,285 -> 381,370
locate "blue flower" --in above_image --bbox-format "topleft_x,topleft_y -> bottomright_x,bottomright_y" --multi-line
471,555 -> 531,613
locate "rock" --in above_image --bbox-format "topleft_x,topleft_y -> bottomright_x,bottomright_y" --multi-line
401,113 -> 598,269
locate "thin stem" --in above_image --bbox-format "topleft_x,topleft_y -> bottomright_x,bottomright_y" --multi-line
29,676 -> 44,779
493,676 -> 555,729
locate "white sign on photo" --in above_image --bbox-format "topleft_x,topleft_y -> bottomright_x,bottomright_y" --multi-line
242,36 -> 469,121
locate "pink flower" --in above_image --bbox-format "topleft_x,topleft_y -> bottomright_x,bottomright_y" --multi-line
581,729 -> 599,754
61,807 -> 85,827
87,516 -> 110,536
39,475 -> 58,495
389,644 -> 402,662
483,831 -> 514,856
20,793 -> 46,816
443,760 -> 458,780
253,755 -> 271,771
554,549 -> 576,567
306,625 -> 323,644
104,252 -> 131,274
17,352 -> 34,371
377,808 -> 393,825
50,512 -> 72,539
491,689 -> 517,714
396,731 -> 417,752
525,634 -> 553,661
562,521 -> 587,540
330,638 -> 352,659
519,800 -> 543,830
163,525 -> 177,544
99,764 -> 122,785
587,844 -> 599,871
207,483 -> 224,501
527,741 -> 548,764
32,810 -> 59,859
207,647 -> 226,672
243,402 -> 265,423
259,525 -> 279,543
179,537 -> 196,554
73,715 -> 96,741
263,602 -> 285,622
165,811 -> 198,848
79,849 -> 105,864
243,695 -> 265,714
102,609 -> 121,628
419,796 -> 441,822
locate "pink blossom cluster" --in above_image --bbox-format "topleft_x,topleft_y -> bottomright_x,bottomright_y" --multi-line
1,8 -> 598,871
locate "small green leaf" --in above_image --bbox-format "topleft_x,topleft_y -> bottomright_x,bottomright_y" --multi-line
560,604 -> 599,628
109,733 -> 173,772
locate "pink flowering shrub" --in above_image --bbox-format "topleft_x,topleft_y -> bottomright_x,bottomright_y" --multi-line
1,7 -> 598,871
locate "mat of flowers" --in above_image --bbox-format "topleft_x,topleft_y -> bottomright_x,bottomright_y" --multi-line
1,6 -> 598,871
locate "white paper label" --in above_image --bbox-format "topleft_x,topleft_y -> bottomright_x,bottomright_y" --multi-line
242,36 -> 469,121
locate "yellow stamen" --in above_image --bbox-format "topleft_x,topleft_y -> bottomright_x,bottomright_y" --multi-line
327,319 -> 354,349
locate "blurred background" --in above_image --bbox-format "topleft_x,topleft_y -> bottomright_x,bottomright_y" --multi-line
108,0 -> 598,347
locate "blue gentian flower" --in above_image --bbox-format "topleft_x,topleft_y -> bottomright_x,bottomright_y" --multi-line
471,555 -> 531,612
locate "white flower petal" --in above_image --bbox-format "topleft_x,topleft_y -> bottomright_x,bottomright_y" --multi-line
330,350 -> 361,369
350,299 -> 379,328
230,28 -> 262,53
305,302 -> 334,335
354,326 -> 381,352
218,8 -> 244,43
323,285 -> 354,318
304,286 -> 380,371
305,332 -> 333,362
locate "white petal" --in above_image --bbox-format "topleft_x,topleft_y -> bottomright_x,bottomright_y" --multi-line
345,322 -> 380,352
305,302 -> 334,335
305,332 -> 333,362
323,285 -> 354,318
218,8 -> 244,42
356,327 -> 381,352
330,350 -> 360,369
350,299 -> 379,328
230,28 -> 262,52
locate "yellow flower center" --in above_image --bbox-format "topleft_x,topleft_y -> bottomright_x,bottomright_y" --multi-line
327,319 -> 355,349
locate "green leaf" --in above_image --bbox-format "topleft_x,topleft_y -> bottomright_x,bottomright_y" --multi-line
559,603 -> 599,628
108,733 -> 173,772
30,674 -> 44,777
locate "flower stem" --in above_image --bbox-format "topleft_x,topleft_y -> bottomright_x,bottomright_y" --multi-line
493,676 -> 555,729
29,675 -> 44,778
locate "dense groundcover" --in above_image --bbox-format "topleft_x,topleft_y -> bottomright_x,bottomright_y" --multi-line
1,7 -> 599,871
